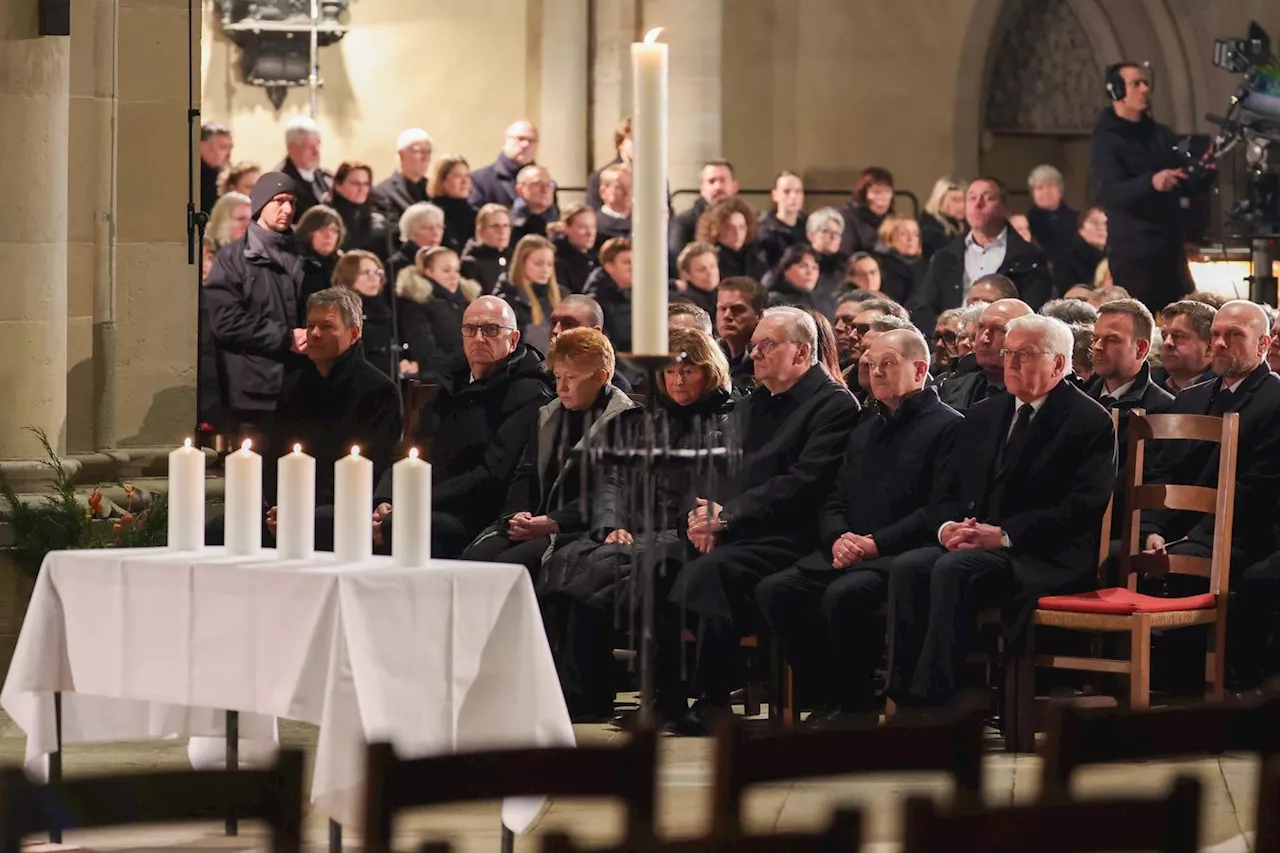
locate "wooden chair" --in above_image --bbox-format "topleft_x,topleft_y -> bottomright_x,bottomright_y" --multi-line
362,729 -> 659,853
540,808 -> 862,853
1008,411 -> 1240,750
708,691 -> 987,839
902,774 -> 1201,853
1257,754 -> 1280,853
0,749 -> 304,853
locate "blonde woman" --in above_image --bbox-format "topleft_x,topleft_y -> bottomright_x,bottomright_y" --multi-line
460,203 -> 512,292
919,177 -> 967,259
494,234 -> 562,353
208,191 -> 251,249
397,246 -> 483,382
428,154 -> 476,251
874,214 -> 925,304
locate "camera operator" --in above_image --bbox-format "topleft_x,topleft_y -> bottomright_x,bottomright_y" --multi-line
1089,62 -> 1207,314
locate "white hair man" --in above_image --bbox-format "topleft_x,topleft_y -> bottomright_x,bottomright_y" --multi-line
666,304 -> 859,735
276,116 -> 332,220
887,312 -> 1117,714
372,127 -> 434,227
1026,164 -> 1079,288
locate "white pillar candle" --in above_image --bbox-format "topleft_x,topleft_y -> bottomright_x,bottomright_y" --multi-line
167,438 -> 205,551
275,444 -> 315,560
224,439 -> 262,557
630,27 -> 670,357
334,445 -> 373,564
392,448 -> 432,568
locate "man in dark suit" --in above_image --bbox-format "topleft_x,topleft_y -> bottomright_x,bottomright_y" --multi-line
938,298 -> 1030,412
887,314 -> 1116,709
669,160 -> 738,257
756,329 -> 961,723
371,128 -> 432,234
1139,301 -> 1280,689
909,178 -> 1052,332
665,307 -> 859,734
468,120 -> 540,208
1151,299 -> 1217,394
275,117 -> 332,222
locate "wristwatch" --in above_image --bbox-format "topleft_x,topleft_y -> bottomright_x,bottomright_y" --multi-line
1000,531 -> 1012,549
717,511 -> 734,534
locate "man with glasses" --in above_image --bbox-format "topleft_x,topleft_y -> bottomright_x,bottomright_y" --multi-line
931,308 -> 965,376
372,128 -> 433,228
805,206 -> 848,297
470,119 -> 542,208
887,314 -> 1116,711
939,298 -> 1032,412
372,296 -> 554,558
664,307 -> 859,735
512,164 -> 560,242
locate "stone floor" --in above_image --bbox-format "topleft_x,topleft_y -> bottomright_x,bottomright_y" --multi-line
0,706 -> 1260,853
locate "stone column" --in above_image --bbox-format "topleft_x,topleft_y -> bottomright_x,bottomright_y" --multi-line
0,4 -> 71,461
590,0 -> 638,171
537,0 -> 589,200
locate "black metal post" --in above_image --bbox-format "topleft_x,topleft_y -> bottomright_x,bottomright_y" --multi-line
49,692 -> 63,843
329,818 -> 342,853
224,710 -> 239,836
1249,237 -> 1278,306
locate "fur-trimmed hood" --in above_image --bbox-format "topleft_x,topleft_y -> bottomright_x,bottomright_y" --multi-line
395,265 -> 483,305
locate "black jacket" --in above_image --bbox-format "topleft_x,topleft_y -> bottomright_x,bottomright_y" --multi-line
468,152 -> 523,208
723,344 -> 755,395
718,241 -> 768,281
387,240 -> 421,296
839,202 -> 885,257
200,159 -> 220,215
512,199 -> 558,244
672,282 -> 717,319
766,276 -> 821,315
909,227 -> 1052,331
204,225 -> 306,413
595,208 -> 632,249
1084,361 -> 1174,538
493,273 -> 558,354
396,269 -> 480,384
1141,363 -> 1280,567
332,194 -> 389,260
583,267 -> 632,354
433,195 -> 477,253
757,211 -> 808,269
717,366 -> 860,550
1150,364 -> 1217,396
375,344 -> 554,540
934,381 -> 1116,631
584,157 -> 620,211
1028,202 -> 1079,274
358,292 -> 397,380
265,341 -> 402,507
460,239 -> 509,294
669,197 -> 709,257
296,246 -> 338,321
371,171 -> 428,233
276,157 -> 332,222
875,249 -> 925,306
937,354 -> 1003,413
919,213 -> 963,261
804,386 -> 961,566
554,233 -> 597,295
1053,235 -> 1106,290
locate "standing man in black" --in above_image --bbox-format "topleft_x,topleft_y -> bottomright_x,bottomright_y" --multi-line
1090,62 -> 1208,314
371,128 -> 433,232
199,122 -> 232,214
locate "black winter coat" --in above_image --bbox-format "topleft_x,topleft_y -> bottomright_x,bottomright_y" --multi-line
595,209 -> 632,249
583,267 -> 632,354
875,249 -> 925,305
494,273 -> 558,354
371,171 -> 428,234
672,282 -> 717,319
296,246 -> 339,320
1053,235 -> 1106,290
331,194 -> 389,260
554,234 -> 597,295
669,197 -> 709,257
766,276 -> 822,315
512,199 -> 558,244
396,268 -> 481,384
919,213 -> 963,261
276,157 -> 332,222
757,211 -> 807,270
200,159 -> 219,215
265,341 -> 402,507
433,195 -> 477,253
937,355 -> 1003,413
460,240 -> 510,294
839,202 -> 885,257
1028,203 -> 1079,276
718,241 -> 768,281
909,228 -> 1052,332
468,152 -> 522,208
204,226 -> 306,413
358,292 -> 397,380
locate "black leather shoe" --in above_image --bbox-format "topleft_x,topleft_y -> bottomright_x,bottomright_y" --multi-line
808,708 -> 879,730
665,697 -> 728,737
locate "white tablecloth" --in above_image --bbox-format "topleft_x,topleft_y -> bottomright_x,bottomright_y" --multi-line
0,548 -> 575,830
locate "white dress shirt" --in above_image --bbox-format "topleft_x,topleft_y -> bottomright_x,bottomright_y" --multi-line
963,227 -> 1009,293
1099,378 -> 1136,402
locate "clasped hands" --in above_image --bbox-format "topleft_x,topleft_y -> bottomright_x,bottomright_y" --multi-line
507,511 -> 559,541
830,532 -> 878,568
940,518 -> 1005,551
686,498 -> 723,554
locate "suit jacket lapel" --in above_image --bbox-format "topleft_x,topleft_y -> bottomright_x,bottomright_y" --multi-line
536,403 -> 562,497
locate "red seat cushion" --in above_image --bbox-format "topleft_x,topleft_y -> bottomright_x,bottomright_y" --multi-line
1037,587 -> 1217,615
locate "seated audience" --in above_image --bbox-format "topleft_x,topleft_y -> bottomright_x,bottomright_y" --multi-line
931,307 -> 965,376
1152,299 -> 1217,394
209,191 -> 252,250
663,307 -> 859,733
397,246 -> 481,384
550,204 -> 599,294
1064,284 -> 1095,301
428,154 -> 477,253
806,308 -> 848,390
330,161 -> 388,258
218,161 -> 261,198
512,164 -> 560,243
461,203 -> 513,293
295,205 -> 344,311
1053,205 -> 1108,291
805,207 -> 849,297
669,301 -> 713,334
672,241 -> 720,317
1026,165 -> 1077,269
954,301 -> 988,359
757,328 -> 960,722
374,296 -> 554,558
919,177 -> 966,260
832,295 -> 863,373
966,272 -> 1020,306
698,196 -> 767,281
835,296 -> 905,390
462,327 -> 638,572
716,276 -> 768,393
586,116 -> 632,210
1071,324 -> 1096,384
846,251 -> 882,293
539,328 -> 734,720
1089,284 -> 1131,307
670,160 -> 738,257
757,170 -> 807,269
1041,297 -> 1099,327
200,122 -> 233,213
549,294 -> 632,392
875,214 -> 925,305
888,314 -> 1116,709
595,163 -> 633,247
852,316 -> 913,404
331,250 -> 395,379
910,177 -> 1052,330
1188,290 -> 1229,311
371,128 -> 432,230
276,117 -> 331,221
840,166 -> 895,256
584,237 -> 634,353
766,244 -> 829,316
495,234 -> 562,353
389,201 -> 445,288
939,298 -> 1032,411
469,119 -> 540,208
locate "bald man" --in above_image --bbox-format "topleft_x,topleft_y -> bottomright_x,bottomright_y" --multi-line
939,298 -> 1032,411
470,120 -> 542,207
372,296 -> 554,557
755,329 -> 962,724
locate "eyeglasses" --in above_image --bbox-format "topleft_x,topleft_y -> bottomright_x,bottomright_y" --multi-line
461,323 -> 517,339
832,318 -> 871,336
746,338 -> 788,358
932,331 -> 958,345
1000,348 -> 1053,364
816,227 -> 843,239
358,268 -> 385,279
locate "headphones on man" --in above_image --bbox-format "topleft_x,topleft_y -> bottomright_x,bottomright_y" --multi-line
1105,61 -> 1154,101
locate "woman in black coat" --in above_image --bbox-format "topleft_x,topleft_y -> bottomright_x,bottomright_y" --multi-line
873,214 -> 926,305
387,201 -> 446,295
696,196 -> 768,281
552,204 -> 599,294
919,177 -> 967,261
395,246 -> 483,384
429,154 -> 478,253
839,166 -> 895,256
461,204 -> 513,294
493,234 -> 562,353
331,249 -> 398,379
764,244 -> 830,317
295,205 -> 343,317
330,162 -> 389,259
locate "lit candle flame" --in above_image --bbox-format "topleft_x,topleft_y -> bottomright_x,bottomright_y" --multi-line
241,439 -> 252,452
408,447 -> 419,460
644,27 -> 664,44
183,437 -> 192,448
351,446 -> 361,457
293,443 -> 302,454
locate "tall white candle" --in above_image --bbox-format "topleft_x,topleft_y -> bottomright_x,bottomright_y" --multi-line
167,438 -> 205,551
392,448 -> 432,568
630,27 -> 670,357
224,439 -> 262,556
275,444 -> 315,560
334,445 -> 373,564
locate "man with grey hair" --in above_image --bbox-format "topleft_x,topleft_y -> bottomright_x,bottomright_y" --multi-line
758,325 -> 961,723
372,127 -> 433,229
1026,163 -> 1078,274
1040,297 -> 1098,327
470,119 -> 541,208
664,304 -> 859,735
939,298 -> 1032,411
887,312 -> 1116,711
276,116 -> 331,221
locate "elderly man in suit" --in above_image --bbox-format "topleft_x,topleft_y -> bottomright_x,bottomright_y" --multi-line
887,314 -> 1116,709
755,328 -> 961,724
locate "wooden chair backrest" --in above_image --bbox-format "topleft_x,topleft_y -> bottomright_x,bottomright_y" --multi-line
1093,408 -> 1120,581
541,808 -> 862,853
1040,693 -> 1280,800
1120,411 -> 1240,597
0,749 -> 304,853
363,730 -> 659,853
709,693 -> 986,838
401,380 -> 440,453
903,775 -> 1201,853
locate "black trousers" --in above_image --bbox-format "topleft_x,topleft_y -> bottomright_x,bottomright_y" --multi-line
1230,553 -> 1280,689
205,505 -> 336,551
887,546 -> 1015,707
1108,251 -> 1193,317
378,511 -> 472,559
461,531 -> 553,575
755,556 -> 894,712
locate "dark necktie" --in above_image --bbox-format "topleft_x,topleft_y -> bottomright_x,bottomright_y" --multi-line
997,403 -> 1035,476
